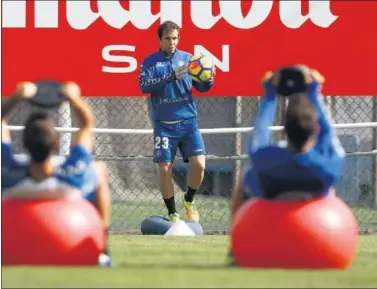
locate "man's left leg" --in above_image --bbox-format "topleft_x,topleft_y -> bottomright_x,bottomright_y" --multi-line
183,155 -> 205,222
180,126 -> 206,222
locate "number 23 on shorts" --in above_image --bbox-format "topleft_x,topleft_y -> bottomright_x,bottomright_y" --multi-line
155,136 -> 169,149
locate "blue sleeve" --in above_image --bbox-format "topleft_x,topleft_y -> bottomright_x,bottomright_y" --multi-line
242,166 -> 263,199
248,82 -> 278,155
326,156 -> 344,185
62,145 -> 93,167
139,59 -> 176,93
307,81 -> 345,159
192,79 -> 214,93
57,145 -> 98,197
2,142 -> 15,168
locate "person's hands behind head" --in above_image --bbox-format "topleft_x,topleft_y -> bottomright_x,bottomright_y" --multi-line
60,82 -> 81,103
14,82 -> 37,100
262,71 -> 280,86
303,68 -> 325,95
303,69 -> 325,85
261,66 -> 325,97
261,71 -> 279,95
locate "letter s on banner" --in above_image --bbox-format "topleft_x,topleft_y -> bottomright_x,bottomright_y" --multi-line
102,45 -> 137,73
2,0 -> 377,97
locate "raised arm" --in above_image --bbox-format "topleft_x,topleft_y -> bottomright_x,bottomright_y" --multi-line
61,82 -> 95,153
306,71 -> 345,158
2,82 -> 37,143
248,73 -> 278,155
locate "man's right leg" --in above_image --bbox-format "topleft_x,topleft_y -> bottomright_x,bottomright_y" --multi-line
159,162 -> 179,221
153,126 -> 180,222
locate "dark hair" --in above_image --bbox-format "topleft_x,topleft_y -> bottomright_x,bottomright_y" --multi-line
157,21 -> 181,39
284,93 -> 318,150
23,112 -> 59,163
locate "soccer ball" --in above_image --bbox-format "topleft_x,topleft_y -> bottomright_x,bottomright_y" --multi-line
188,55 -> 214,82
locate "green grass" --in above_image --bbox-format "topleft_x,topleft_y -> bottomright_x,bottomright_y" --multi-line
110,195 -> 377,233
3,235 -> 377,288
111,196 -> 230,232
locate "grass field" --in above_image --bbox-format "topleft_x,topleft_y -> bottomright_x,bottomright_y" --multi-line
110,195 -> 377,233
3,235 -> 377,288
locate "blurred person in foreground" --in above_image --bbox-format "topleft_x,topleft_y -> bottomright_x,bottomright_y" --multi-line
1,82 -> 112,267
139,20 -> 215,222
231,66 -> 345,218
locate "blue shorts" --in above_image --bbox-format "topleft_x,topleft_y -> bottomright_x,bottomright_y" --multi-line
242,167 -> 330,200
153,118 -> 205,163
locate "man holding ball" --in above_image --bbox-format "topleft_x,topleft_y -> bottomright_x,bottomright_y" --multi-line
139,20 -> 215,222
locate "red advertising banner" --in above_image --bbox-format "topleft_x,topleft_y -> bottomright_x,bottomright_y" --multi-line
2,0 -> 377,97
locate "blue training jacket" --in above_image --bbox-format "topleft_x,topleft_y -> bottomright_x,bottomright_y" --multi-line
1,143 -> 98,200
139,49 -> 213,122
243,81 -> 345,198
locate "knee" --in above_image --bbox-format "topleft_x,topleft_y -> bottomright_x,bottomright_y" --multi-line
91,161 -> 111,203
93,160 -> 106,171
191,157 -> 205,173
93,161 -> 109,183
159,162 -> 172,175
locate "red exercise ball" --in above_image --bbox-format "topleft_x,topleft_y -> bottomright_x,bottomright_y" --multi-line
2,194 -> 105,266
231,195 -> 359,269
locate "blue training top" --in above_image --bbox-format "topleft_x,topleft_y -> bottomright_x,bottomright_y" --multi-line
1,143 -> 98,200
243,81 -> 345,198
139,49 -> 213,122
